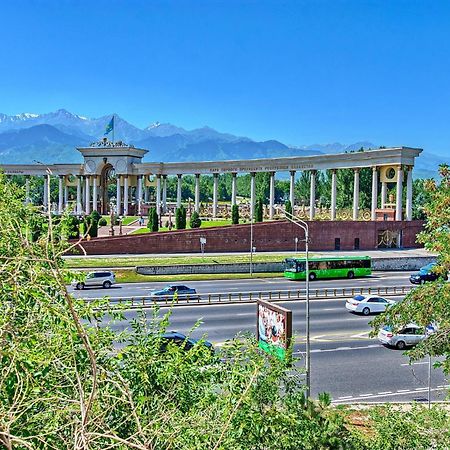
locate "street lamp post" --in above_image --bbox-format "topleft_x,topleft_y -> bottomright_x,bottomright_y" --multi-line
250,212 -> 254,276
285,210 -> 311,400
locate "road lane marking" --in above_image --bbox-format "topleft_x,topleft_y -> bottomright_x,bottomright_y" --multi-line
332,386 -> 450,403
298,344 -> 382,354
338,396 -> 353,399
397,389 -> 410,393
378,391 -> 392,395
359,393 -> 374,397
351,331 -> 370,339
401,361 -> 429,366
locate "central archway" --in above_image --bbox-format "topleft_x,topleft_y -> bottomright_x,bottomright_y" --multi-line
100,164 -> 116,214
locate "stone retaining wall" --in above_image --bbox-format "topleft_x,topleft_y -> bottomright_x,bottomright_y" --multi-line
73,220 -> 424,255
136,256 -> 435,276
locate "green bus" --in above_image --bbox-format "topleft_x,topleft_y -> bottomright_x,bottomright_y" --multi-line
284,256 -> 372,281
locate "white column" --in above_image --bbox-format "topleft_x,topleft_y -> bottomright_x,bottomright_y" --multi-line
81,177 -> 85,213
46,174 -> 51,214
330,169 -> 337,220
406,166 -> 413,221
395,166 -> 403,221
58,175 -> 64,214
137,175 -> 143,215
162,175 -> 167,213
84,176 -> 90,215
92,176 -> 98,213
250,172 -> 256,219
64,180 -> 69,209
144,178 -> 149,203
43,175 -> 49,209
156,175 -> 161,215
269,171 -> 275,219
289,170 -> 295,209
371,167 -> 378,221
176,174 -> 182,208
353,169 -> 360,220
381,182 -> 387,208
231,173 -> 237,206
76,176 -> 82,215
123,175 -> 129,216
213,173 -> 218,218
116,175 -> 122,216
309,171 -> 316,220
25,177 -> 30,204
194,174 -> 200,213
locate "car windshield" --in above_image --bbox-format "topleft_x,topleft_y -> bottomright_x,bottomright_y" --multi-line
353,295 -> 365,301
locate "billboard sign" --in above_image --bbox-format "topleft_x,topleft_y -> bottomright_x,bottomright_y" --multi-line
257,300 -> 292,361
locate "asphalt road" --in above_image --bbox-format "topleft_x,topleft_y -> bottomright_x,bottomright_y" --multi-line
70,271 -> 413,300
78,272 -> 448,404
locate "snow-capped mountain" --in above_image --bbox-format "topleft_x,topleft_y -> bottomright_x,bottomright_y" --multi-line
0,109 -> 446,178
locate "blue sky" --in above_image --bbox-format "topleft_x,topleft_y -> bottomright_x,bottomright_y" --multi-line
1,0 -> 450,155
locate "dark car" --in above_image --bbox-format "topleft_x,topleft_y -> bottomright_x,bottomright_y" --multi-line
409,263 -> 447,284
149,285 -> 199,300
159,331 -> 213,352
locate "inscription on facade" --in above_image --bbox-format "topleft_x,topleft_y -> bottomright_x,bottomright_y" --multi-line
209,163 -> 314,173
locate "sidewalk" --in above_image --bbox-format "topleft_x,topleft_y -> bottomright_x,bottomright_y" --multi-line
97,218 -> 148,237
63,248 -> 436,259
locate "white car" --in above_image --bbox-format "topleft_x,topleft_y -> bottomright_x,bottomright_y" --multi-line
378,324 -> 426,349
345,295 -> 395,315
71,271 -> 116,290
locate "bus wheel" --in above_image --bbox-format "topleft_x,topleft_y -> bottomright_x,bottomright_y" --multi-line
309,273 -> 316,281
347,271 -> 355,279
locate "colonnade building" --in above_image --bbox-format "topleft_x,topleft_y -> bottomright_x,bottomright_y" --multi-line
0,140 -> 422,222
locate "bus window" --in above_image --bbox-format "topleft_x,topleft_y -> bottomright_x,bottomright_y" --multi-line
318,261 -> 328,270
284,259 -> 297,271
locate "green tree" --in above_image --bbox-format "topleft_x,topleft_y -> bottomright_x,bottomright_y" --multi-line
82,215 -> 92,236
176,205 -> 187,229
190,210 -> 202,228
90,210 -> 101,223
175,207 -> 182,229
148,207 -> 159,232
89,215 -> 98,238
285,200 -> 292,216
412,178 -> 432,220
255,198 -> 264,222
372,164 -> 450,375
65,215 -> 80,239
231,204 -> 239,224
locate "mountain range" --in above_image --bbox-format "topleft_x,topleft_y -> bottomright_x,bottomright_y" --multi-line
0,109 -> 446,178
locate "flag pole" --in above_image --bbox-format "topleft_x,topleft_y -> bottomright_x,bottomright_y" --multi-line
112,114 -> 115,144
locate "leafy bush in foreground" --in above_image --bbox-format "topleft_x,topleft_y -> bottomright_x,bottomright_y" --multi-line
0,173 -> 449,449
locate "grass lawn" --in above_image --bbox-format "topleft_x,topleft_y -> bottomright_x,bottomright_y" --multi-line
72,269 -> 283,283
129,219 -> 233,235
65,253 -> 306,269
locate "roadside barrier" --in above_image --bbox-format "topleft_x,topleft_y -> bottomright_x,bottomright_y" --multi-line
95,285 -> 414,309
